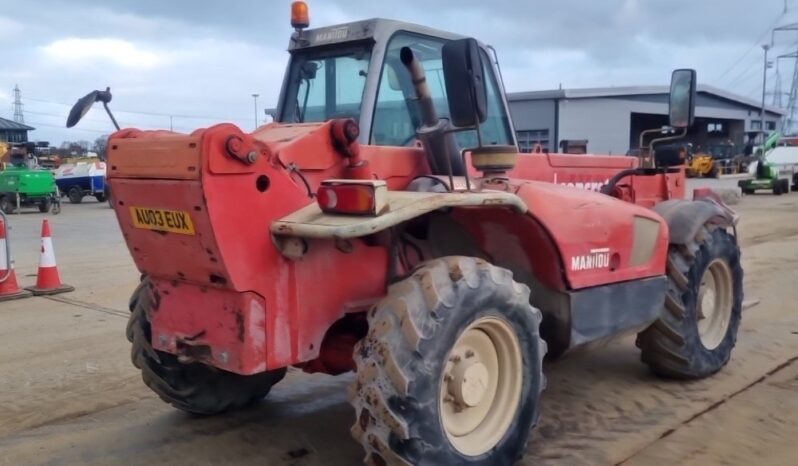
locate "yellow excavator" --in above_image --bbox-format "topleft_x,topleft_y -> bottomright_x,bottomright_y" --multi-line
685,143 -> 719,178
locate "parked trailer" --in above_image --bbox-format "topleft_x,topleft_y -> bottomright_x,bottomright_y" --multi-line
0,146 -> 60,214
55,161 -> 108,204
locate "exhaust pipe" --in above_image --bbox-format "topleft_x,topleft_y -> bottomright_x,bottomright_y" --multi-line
400,47 -> 464,176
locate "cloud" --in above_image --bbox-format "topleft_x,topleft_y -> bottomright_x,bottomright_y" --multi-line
41,38 -> 162,69
0,0 -> 789,144
0,15 -> 24,39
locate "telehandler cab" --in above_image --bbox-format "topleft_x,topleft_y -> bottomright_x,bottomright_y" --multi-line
67,4 -> 743,465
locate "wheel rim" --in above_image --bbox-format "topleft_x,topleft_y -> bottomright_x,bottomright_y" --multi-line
696,259 -> 733,349
439,316 -> 523,457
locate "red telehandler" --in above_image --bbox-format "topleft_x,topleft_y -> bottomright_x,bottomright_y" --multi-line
67,4 -> 743,465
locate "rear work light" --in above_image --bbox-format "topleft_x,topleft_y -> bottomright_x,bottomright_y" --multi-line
317,179 -> 388,216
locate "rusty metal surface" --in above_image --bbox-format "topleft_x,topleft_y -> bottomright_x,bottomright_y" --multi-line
271,190 -> 528,239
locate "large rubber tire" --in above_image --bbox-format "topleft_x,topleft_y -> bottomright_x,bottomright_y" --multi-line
127,279 -> 286,414
708,163 -> 719,178
68,186 -> 83,204
38,199 -> 51,213
95,193 -> 106,203
350,257 -> 546,466
781,179 -> 790,194
637,227 -> 743,378
0,196 -> 14,214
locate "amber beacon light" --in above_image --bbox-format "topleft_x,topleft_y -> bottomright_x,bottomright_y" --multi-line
291,1 -> 310,29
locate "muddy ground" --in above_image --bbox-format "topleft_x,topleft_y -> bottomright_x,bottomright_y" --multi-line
1,186 -> 798,466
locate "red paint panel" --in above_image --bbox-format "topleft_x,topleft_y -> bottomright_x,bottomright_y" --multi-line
274,240 -> 388,366
149,279 -> 268,375
108,130 -> 202,180
453,208 -> 567,291
110,179 -> 224,285
360,145 -> 430,190
514,180 -> 668,289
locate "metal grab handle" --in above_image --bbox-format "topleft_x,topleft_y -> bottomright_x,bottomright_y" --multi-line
0,210 -> 11,283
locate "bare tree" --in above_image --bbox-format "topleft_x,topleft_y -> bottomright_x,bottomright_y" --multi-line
93,135 -> 109,161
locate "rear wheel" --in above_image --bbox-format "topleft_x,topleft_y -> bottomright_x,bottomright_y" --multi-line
708,163 -> 719,178
68,186 -> 83,204
0,196 -> 14,214
774,182 -> 783,195
637,226 -> 743,378
350,257 -> 546,466
38,199 -> 51,213
127,279 -> 286,414
95,193 -> 106,203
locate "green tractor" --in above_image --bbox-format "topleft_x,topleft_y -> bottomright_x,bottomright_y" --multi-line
737,131 -> 792,195
0,143 -> 61,214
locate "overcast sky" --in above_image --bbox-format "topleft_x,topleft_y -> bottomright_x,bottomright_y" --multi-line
0,0 -> 793,145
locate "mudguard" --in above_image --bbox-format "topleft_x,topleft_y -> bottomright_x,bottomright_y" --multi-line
653,197 -> 738,245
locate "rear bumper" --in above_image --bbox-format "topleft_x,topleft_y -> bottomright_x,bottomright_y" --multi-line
149,278 -> 268,375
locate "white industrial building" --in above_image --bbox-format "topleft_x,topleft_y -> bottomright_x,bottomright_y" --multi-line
507,85 -> 784,155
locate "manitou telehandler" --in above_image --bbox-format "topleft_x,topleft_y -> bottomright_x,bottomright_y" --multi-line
67,4 -> 743,465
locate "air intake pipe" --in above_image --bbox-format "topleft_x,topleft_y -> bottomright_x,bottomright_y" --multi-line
400,47 -> 465,176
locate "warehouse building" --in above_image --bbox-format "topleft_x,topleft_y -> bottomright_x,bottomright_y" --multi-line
507,85 -> 784,155
0,116 -> 34,143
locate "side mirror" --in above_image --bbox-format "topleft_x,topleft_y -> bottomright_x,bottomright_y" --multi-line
668,69 -> 696,129
442,38 -> 488,128
66,88 -> 113,128
67,87 -> 120,130
299,61 -> 319,80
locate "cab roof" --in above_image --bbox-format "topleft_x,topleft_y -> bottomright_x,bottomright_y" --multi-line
287,18 -> 466,51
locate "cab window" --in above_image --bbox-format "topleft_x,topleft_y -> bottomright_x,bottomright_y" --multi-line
281,46 -> 371,123
371,33 -> 513,148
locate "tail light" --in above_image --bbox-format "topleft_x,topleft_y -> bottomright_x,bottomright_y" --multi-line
316,180 -> 388,216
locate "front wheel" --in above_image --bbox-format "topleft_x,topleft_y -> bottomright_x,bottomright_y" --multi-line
350,257 -> 546,466
637,226 -> 743,378
68,186 -> 83,204
127,279 -> 286,414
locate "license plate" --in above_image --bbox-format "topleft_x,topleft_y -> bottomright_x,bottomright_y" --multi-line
130,207 -> 195,235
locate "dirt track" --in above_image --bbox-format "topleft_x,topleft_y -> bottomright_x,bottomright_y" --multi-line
1,191 -> 798,466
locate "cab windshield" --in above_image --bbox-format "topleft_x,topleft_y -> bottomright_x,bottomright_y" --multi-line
278,35 -> 513,149
280,46 -> 372,123
371,33 -> 513,148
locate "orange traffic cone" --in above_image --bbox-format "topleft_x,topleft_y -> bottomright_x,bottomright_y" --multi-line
25,219 -> 74,296
0,218 -> 32,302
